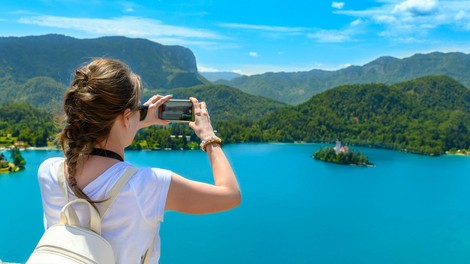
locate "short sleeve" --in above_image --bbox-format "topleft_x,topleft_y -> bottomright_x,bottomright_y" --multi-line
129,167 -> 172,224
37,157 -> 67,229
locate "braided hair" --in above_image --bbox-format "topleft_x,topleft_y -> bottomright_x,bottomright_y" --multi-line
59,58 -> 142,206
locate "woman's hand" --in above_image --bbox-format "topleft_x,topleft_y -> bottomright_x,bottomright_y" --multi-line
189,97 -> 216,140
138,94 -> 172,129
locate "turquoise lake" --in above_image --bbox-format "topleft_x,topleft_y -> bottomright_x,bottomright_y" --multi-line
1,143 -> 470,263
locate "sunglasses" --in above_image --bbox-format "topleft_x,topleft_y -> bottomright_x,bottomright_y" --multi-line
138,105 -> 149,121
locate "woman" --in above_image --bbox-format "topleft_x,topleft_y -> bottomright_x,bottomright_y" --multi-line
37,58 -> 241,263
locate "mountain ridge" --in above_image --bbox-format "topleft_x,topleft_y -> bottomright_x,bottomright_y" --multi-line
200,72 -> 242,82
218,51 -> 470,105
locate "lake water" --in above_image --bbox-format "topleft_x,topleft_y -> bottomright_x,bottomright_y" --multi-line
1,143 -> 470,263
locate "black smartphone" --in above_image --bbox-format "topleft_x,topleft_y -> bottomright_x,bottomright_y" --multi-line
158,99 -> 194,122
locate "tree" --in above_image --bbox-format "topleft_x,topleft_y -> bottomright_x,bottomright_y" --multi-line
10,147 -> 25,170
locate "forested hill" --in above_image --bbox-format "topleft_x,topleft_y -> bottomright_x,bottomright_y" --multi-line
157,84 -> 286,122
0,84 -> 286,149
218,52 -> 470,105
254,75 -> 470,155
0,34 -> 206,89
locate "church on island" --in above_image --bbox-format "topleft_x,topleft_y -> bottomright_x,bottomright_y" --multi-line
334,141 -> 349,154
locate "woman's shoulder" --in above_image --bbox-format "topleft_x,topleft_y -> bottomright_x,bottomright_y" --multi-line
131,165 -> 172,183
38,157 -> 64,179
40,156 -> 64,166
124,164 -> 172,193
39,157 -> 64,172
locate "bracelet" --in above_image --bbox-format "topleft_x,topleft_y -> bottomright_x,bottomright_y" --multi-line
200,135 -> 222,152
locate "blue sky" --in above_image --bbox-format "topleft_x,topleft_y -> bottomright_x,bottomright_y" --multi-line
1,0 -> 470,75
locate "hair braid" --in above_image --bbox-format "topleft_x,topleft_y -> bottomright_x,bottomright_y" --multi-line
58,58 -> 143,210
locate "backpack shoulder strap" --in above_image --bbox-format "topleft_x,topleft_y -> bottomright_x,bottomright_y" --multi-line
98,165 -> 139,219
56,161 -> 69,201
141,236 -> 156,264
99,165 -> 157,264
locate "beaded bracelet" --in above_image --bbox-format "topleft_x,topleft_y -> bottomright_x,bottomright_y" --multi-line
200,135 -> 222,152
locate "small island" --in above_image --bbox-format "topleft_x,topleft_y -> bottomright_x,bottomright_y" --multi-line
0,147 -> 26,174
313,141 -> 373,167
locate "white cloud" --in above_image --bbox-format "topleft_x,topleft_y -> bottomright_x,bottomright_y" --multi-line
392,0 -> 438,15
198,65 -> 219,72
220,23 -> 305,33
228,62 -> 346,76
308,29 -> 353,43
17,15 -> 226,45
350,19 -> 363,26
231,69 -> 245,75
334,0 -> 470,40
249,52 -> 258,57
332,2 -> 345,9
10,10 -> 36,15
455,10 -> 466,20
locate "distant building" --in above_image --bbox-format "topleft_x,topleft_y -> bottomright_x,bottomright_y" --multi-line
334,140 -> 349,154
14,141 -> 25,148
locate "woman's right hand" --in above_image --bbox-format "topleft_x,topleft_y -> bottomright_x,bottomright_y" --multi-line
138,94 -> 172,129
189,97 -> 216,140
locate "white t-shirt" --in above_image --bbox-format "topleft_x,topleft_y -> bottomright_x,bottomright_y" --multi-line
37,157 -> 172,264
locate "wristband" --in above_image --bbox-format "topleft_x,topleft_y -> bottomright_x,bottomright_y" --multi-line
200,135 -> 222,152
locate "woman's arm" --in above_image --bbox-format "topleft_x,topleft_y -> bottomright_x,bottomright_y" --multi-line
164,98 -> 241,214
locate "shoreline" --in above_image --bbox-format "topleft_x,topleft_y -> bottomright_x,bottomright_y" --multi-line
1,143 -> 470,157
445,150 -> 470,156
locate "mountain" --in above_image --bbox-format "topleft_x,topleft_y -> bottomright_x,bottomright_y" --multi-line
0,35 -> 284,123
255,75 -> 470,155
0,34 -> 206,90
0,75 -> 66,111
218,52 -> 470,105
200,72 -> 243,82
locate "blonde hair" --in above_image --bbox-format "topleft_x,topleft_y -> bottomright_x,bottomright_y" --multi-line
59,58 -> 142,206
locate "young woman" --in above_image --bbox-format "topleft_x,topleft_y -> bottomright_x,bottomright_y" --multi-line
37,58 -> 241,263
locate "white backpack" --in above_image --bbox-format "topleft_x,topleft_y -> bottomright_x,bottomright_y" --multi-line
27,163 -> 154,264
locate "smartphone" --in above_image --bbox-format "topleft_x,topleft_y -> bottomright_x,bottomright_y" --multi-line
158,99 -> 194,122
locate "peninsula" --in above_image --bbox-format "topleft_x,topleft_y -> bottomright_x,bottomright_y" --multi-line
0,147 -> 25,174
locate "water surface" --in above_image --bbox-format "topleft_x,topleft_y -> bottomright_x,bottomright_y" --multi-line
1,144 -> 470,263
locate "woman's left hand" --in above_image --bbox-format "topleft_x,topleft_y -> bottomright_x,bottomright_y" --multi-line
138,94 -> 172,129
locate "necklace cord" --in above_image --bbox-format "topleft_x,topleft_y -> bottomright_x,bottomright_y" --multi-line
89,148 -> 124,162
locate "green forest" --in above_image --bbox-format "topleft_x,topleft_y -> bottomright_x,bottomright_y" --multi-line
0,102 -> 55,147
256,75 -> 470,155
1,76 -> 469,156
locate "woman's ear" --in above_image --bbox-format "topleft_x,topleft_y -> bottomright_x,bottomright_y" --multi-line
122,108 -> 133,128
